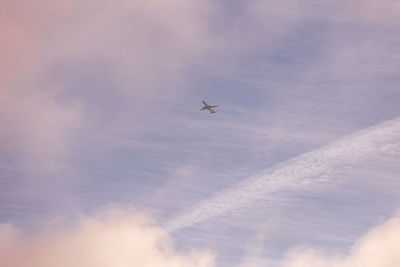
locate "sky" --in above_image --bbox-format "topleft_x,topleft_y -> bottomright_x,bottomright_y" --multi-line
1,1 -> 400,266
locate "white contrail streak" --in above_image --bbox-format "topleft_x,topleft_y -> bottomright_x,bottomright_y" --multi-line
165,116 -> 400,232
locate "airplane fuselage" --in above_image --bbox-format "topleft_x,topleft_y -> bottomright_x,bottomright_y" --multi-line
201,100 -> 218,114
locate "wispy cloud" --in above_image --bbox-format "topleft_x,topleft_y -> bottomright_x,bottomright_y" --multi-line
166,116 -> 400,232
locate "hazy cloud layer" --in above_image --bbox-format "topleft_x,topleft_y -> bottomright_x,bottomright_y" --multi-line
0,0 -> 213,172
1,0 -> 400,266
0,0 -> 211,92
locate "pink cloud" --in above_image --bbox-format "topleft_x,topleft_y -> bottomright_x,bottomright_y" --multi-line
0,209 -> 214,267
0,0 -> 214,172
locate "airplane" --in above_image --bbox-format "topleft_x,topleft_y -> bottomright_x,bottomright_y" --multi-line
200,100 -> 218,114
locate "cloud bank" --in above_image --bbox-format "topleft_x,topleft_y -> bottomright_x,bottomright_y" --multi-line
1,208 -> 399,267
282,213 -> 400,267
0,210 -> 214,267
166,116 -> 400,232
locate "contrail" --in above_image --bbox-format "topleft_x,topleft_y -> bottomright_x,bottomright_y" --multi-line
165,116 -> 400,232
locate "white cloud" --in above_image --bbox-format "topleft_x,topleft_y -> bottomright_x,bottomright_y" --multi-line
281,213 -> 400,267
0,209 -> 214,267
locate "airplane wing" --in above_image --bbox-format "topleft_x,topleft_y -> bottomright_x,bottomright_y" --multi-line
201,101 -> 218,113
